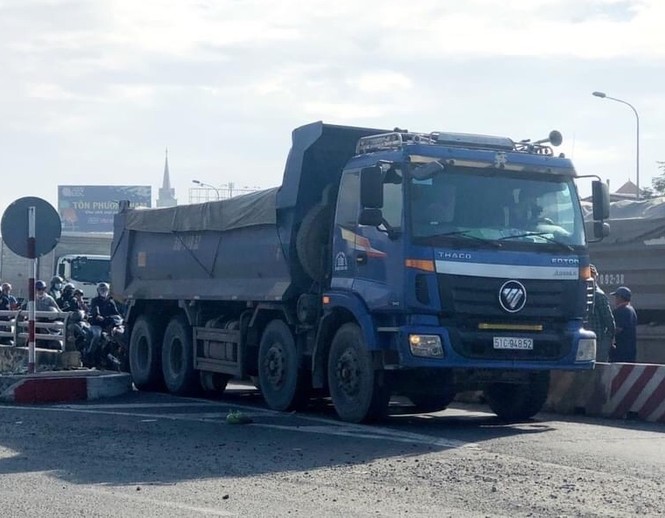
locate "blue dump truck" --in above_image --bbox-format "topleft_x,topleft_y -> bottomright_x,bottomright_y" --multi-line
111,121 -> 610,423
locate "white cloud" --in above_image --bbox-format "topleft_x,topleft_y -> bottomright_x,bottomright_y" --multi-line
0,0 -> 663,213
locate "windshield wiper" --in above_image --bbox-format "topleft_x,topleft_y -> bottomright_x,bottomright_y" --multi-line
498,231 -> 574,251
438,230 -> 503,248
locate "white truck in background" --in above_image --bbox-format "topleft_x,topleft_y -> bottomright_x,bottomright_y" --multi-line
55,254 -> 111,301
0,232 -> 112,301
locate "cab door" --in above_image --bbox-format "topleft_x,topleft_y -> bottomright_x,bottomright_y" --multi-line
353,166 -> 405,311
330,170 -> 360,289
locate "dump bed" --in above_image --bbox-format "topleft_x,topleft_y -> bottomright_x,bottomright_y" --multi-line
111,121 -> 384,302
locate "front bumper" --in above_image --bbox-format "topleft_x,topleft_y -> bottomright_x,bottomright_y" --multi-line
390,320 -> 595,371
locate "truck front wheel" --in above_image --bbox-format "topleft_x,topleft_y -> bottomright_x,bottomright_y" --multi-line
484,371 -> 550,421
162,315 -> 198,396
258,320 -> 307,411
129,316 -> 163,391
328,323 -> 390,423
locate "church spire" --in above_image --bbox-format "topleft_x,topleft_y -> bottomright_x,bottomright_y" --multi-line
162,148 -> 171,189
156,148 -> 177,207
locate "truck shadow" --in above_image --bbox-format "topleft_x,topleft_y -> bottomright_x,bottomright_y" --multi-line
0,389 -> 557,488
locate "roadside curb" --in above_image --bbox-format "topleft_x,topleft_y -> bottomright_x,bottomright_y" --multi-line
0,371 -> 132,404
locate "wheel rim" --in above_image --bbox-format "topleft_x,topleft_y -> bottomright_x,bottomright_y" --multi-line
336,347 -> 360,398
169,337 -> 183,375
263,342 -> 285,390
136,335 -> 149,371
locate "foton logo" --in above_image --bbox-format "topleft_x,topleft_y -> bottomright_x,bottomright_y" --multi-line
551,257 -> 579,265
499,280 -> 527,313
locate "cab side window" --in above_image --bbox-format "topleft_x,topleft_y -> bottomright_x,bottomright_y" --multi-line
335,172 -> 360,227
382,174 -> 403,229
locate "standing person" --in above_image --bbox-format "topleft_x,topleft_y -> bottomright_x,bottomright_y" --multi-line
35,280 -> 61,350
587,265 -> 616,362
0,282 -> 18,311
48,275 -> 64,302
610,286 -> 638,363
35,280 -> 60,312
0,283 -> 18,345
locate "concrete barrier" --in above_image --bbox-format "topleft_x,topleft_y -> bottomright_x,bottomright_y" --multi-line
0,370 -> 132,404
544,362 -> 665,424
602,363 -> 665,423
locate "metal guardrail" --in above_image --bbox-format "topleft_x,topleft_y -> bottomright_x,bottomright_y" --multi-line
0,310 -> 72,349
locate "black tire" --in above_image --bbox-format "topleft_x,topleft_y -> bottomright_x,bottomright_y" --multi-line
484,371 -> 550,421
296,203 -> 332,282
129,316 -> 163,391
328,323 -> 391,423
258,319 -> 308,411
407,391 -> 456,414
200,371 -> 230,395
161,315 -> 198,396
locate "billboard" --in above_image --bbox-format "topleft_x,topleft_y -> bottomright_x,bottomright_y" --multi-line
58,185 -> 152,232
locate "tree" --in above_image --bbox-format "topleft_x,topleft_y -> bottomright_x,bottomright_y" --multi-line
653,161 -> 665,195
642,162 -> 665,199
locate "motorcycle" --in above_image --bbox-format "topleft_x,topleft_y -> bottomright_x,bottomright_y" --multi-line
67,311 -> 128,371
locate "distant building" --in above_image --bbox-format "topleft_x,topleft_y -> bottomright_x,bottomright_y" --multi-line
611,179 -> 639,201
156,149 -> 177,207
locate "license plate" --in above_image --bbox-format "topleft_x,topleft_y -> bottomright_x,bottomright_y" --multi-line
493,336 -> 534,350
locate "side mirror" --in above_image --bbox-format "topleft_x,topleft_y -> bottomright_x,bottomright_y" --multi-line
359,208 -> 383,227
593,221 -> 610,239
360,166 -> 383,209
592,181 -> 610,220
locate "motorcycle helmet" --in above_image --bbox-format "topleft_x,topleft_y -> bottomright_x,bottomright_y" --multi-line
97,282 -> 110,297
63,282 -> 75,293
1,282 -> 11,291
50,275 -> 64,289
35,280 -> 47,291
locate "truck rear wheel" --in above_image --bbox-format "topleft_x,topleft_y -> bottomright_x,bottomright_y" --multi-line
162,315 -> 198,396
484,371 -> 550,421
328,323 -> 390,423
129,316 -> 163,391
296,203 -> 332,282
258,319 -> 307,411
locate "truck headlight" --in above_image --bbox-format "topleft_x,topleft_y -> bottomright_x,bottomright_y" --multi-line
409,334 -> 444,358
576,338 -> 596,362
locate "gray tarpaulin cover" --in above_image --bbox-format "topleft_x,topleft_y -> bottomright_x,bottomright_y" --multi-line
124,187 -> 278,233
583,196 -> 665,244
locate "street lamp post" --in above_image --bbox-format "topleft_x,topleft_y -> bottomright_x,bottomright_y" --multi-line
192,179 -> 221,201
592,91 -> 640,199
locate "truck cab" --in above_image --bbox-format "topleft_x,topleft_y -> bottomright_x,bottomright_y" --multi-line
322,129 -> 609,420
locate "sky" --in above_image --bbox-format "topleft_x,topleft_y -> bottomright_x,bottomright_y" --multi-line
1,0 -> 664,212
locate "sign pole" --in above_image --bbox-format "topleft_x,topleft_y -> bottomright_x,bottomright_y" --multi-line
27,206 -> 36,374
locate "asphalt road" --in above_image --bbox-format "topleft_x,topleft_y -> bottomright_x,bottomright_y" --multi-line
0,384 -> 664,517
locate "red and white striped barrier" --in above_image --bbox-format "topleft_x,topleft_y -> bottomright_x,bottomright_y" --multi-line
604,363 -> 665,423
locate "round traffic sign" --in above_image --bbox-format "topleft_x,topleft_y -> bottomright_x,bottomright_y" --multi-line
1,197 -> 61,258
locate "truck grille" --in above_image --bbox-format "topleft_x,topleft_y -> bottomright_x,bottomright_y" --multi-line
438,274 -> 583,320
437,273 -> 583,361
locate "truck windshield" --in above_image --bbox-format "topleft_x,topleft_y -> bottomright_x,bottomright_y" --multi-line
70,258 -> 111,284
409,167 -> 585,248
